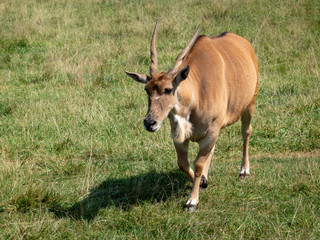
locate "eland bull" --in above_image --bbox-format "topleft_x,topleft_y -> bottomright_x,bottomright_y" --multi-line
125,22 -> 259,212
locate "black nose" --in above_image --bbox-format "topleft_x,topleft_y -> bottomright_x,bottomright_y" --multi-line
144,119 -> 157,131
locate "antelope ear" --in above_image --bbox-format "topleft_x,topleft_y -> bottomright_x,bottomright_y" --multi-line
125,71 -> 149,84
173,65 -> 190,87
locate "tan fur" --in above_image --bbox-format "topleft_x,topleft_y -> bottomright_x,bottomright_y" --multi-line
126,26 -> 258,211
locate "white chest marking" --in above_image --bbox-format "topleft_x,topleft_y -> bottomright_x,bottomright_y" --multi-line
171,114 -> 193,143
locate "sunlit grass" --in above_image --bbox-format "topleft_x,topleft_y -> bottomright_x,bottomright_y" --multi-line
0,0 -> 319,239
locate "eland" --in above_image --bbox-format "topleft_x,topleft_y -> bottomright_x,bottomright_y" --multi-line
125,22 -> 259,212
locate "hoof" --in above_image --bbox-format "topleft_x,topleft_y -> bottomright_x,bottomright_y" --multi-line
239,172 -> 250,178
184,203 -> 198,212
200,175 -> 208,189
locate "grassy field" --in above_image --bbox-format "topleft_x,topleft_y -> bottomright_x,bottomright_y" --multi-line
0,0 -> 319,239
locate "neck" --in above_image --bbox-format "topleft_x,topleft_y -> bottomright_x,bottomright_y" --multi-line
168,84 -> 194,143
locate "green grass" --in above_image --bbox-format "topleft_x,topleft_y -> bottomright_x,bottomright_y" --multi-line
0,0 -> 319,239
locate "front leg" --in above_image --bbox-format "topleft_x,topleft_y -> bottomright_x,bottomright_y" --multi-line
174,141 -> 194,182
185,136 -> 217,212
199,145 -> 215,189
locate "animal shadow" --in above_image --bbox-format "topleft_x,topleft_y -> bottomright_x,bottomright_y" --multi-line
51,170 -> 188,221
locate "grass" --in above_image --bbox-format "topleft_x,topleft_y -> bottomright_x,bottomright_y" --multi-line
0,0 -> 319,239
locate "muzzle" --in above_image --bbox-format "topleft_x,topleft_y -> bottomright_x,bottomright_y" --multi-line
143,118 -> 161,132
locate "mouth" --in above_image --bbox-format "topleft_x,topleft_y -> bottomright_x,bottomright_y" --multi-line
144,123 -> 162,132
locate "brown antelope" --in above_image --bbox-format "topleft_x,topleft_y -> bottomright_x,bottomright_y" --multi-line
125,22 -> 259,212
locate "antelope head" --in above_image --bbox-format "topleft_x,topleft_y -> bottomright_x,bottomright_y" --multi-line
126,22 -> 200,132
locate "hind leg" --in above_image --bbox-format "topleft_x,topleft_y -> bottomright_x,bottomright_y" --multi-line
240,104 -> 255,177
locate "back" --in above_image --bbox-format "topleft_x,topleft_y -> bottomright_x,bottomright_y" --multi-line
179,32 -> 258,128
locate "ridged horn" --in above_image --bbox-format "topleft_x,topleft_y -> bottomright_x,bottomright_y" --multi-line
166,25 -> 200,77
150,21 -> 159,76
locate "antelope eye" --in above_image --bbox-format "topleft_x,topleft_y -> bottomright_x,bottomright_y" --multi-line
164,88 -> 173,94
